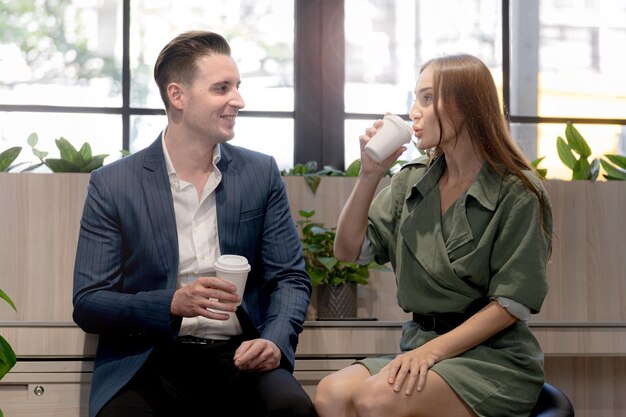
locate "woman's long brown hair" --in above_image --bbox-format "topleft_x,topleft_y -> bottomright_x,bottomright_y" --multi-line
421,54 -> 550,229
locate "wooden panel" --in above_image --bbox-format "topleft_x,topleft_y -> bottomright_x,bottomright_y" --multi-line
540,181 -> 626,322
544,356 -> 626,417
0,173 -> 90,322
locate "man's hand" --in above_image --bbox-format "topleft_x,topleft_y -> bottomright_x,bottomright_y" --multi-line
233,339 -> 281,372
170,276 -> 240,321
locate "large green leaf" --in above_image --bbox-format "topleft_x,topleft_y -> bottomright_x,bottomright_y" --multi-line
44,158 -> 81,172
55,137 -> 85,167
572,158 -> 591,180
565,122 -> 592,158
0,335 -> 17,380
600,159 -> 626,180
81,154 -> 108,173
556,136 -> 576,170
604,154 -> 626,170
0,146 -> 22,172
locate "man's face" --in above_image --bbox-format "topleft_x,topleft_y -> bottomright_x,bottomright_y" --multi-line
180,53 -> 245,144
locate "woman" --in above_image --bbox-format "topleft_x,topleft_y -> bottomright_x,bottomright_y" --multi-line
313,54 -> 552,417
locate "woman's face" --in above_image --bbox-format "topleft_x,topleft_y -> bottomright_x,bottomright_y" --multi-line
409,66 -> 458,151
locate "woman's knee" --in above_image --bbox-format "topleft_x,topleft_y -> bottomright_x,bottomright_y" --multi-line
352,375 -> 396,417
314,365 -> 369,415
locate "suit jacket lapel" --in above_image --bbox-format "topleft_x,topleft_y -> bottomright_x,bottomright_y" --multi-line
216,144 -> 241,255
142,135 -> 179,288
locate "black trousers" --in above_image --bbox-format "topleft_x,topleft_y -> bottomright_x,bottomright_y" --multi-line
97,336 -> 316,417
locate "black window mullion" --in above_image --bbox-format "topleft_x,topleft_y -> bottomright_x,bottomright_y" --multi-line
294,0 -> 345,170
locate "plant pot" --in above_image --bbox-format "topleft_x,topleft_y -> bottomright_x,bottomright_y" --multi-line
316,283 -> 357,319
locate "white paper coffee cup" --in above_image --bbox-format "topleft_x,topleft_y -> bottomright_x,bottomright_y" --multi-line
214,255 -> 251,305
364,114 -> 413,162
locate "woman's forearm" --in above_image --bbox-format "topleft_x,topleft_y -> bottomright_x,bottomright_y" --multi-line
334,174 -> 382,262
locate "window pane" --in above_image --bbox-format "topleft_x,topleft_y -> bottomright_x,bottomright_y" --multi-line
230,118 -> 294,170
130,0 -> 294,112
511,0 -> 626,118
130,115 -> 168,154
0,1 -> 123,107
511,122 -> 626,180
0,112 -> 123,170
130,115 -> 293,170
345,0 -> 502,115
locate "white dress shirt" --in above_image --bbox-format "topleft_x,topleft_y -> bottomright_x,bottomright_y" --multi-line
162,134 -> 243,340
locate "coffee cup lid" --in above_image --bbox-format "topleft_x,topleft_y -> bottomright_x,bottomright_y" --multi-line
215,255 -> 251,272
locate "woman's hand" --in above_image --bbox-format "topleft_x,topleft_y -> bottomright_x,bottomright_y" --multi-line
382,345 -> 443,396
359,116 -> 407,179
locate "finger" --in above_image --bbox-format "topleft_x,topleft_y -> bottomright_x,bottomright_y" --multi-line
234,340 -> 263,368
404,363 -> 420,396
198,276 -> 238,294
416,364 -> 430,392
393,363 -> 410,393
386,360 -> 401,384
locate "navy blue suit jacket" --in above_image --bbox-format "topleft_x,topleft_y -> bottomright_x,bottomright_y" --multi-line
73,135 -> 312,417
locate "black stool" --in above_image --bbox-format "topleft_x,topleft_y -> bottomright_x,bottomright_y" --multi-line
529,383 -> 575,417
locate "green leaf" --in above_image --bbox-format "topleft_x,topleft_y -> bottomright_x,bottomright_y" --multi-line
0,335 -> 17,380
531,156 -> 547,178
304,174 -> 321,194
600,159 -> 626,180
0,289 -> 16,311
81,154 -> 108,173
0,146 -> 22,172
26,132 -> 38,147
345,159 -> 361,176
31,148 -> 48,161
317,165 -> 344,176
318,256 -> 338,271
572,158 -> 591,180
298,210 -> 315,219
55,137 -> 84,166
556,136 -> 576,170
565,122 -> 592,158
604,154 -> 626,170
78,142 -> 93,161
44,158 -> 81,172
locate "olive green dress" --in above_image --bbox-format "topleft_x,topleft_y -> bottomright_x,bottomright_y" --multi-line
360,156 -> 552,417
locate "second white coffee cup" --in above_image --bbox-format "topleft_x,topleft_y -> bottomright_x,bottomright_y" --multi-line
214,254 -> 251,305
364,114 -> 413,162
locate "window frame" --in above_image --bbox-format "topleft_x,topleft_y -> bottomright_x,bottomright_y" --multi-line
1,0 -> 624,171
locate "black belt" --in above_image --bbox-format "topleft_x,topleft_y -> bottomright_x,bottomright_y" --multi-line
412,298 -> 489,334
175,335 -> 228,345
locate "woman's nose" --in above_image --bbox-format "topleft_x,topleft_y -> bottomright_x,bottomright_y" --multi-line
410,104 -> 422,121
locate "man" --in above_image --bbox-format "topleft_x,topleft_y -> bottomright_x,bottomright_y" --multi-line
73,31 -> 315,417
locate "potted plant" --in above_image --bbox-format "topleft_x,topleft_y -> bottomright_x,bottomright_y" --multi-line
296,209 -> 388,319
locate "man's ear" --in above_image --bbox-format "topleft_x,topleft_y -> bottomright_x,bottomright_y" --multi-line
167,83 -> 184,111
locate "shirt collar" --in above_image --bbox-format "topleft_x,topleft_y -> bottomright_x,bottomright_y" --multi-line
410,155 -> 502,212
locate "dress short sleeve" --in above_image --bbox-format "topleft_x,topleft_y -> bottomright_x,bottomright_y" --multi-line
488,185 -> 552,314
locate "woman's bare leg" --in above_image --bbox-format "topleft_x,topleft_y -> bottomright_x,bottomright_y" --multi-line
353,370 -> 477,417
314,364 -> 371,417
